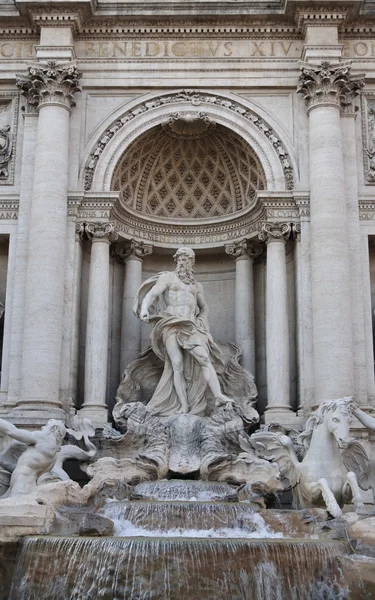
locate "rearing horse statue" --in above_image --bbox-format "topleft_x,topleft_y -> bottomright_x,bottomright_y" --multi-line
250,397 -> 369,517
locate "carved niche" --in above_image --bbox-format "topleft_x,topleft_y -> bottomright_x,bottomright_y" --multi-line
111,120 -> 266,219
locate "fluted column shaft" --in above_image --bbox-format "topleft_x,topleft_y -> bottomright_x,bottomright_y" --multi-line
298,62 -> 364,403
225,240 -> 260,375
81,223 -> 118,427
11,62 -> 81,423
260,223 -> 292,421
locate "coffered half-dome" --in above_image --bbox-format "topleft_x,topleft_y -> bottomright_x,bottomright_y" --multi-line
111,118 -> 266,219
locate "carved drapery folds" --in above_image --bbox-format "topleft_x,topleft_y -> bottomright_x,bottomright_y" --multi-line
258,222 -> 292,243
16,61 -> 82,111
225,239 -> 262,260
297,61 -> 365,112
85,222 -> 119,243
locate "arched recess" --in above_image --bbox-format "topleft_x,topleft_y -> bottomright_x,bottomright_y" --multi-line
80,90 -> 299,194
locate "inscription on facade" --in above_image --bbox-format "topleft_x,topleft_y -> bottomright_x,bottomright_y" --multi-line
1,39 -> 375,60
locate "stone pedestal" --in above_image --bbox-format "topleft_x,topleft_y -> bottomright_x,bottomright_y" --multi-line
225,239 -> 261,375
10,62 -> 81,425
80,222 -> 118,427
298,61 -> 364,405
259,223 -> 293,424
118,240 -> 153,374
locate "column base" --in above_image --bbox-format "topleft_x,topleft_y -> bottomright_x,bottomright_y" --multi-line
78,405 -> 108,429
264,406 -> 303,429
7,403 -> 66,428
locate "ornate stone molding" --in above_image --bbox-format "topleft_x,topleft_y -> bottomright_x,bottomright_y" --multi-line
161,112 -> 216,139
297,61 -> 365,112
258,221 -> 292,243
296,7 -> 349,34
85,221 -> 119,243
225,239 -> 263,260
16,61 -> 82,111
84,90 -> 294,192
113,239 -> 153,262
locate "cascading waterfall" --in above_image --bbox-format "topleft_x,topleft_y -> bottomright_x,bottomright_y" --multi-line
7,480 -> 366,599
9,537 -> 350,600
100,500 -> 285,538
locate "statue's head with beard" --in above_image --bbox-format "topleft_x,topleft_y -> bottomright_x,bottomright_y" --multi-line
173,247 -> 196,285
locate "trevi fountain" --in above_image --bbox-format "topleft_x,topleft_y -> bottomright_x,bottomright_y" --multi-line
4,0 -> 375,596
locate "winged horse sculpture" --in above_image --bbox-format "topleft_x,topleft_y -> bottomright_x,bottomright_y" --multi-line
249,397 -> 369,517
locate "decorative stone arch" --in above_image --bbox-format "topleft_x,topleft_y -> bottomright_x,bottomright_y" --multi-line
80,90 -> 299,194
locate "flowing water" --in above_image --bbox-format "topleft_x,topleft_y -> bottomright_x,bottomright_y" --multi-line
9,536 -> 350,600
7,480 -> 367,599
100,500 -> 285,538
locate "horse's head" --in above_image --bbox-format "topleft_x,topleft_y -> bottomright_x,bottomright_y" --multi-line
325,398 -> 354,449
298,397 -> 354,449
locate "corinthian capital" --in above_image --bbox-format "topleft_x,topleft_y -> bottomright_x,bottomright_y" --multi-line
225,239 -> 263,260
16,61 -> 81,111
258,222 -> 291,243
297,61 -> 365,112
85,222 -> 118,243
113,239 -> 153,262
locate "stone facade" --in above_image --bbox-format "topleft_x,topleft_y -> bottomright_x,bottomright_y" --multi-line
0,0 -> 374,451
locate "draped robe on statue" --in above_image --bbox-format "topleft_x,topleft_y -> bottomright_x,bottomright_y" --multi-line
133,273 -> 225,417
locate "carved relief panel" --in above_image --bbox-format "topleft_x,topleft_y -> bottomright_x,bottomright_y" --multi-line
362,94 -> 375,185
0,94 -> 19,186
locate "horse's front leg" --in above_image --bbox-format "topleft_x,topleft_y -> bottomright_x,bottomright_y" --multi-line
343,471 -> 367,515
309,478 -> 342,518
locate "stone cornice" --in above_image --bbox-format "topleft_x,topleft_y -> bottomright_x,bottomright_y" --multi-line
0,195 -> 19,221
295,6 -> 350,34
66,191 -> 305,249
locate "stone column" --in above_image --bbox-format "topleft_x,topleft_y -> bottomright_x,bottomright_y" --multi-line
10,62 -> 81,424
6,110 -> 38,410
116,240 -> 153,373
298,62 -> 363,404
59,220 -> 84,416
225,239 -> 261,375
80,222 -> 118,427
341,98 -> 368,407
259,222 -> 293,423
